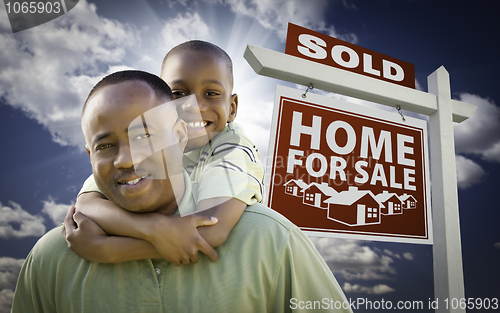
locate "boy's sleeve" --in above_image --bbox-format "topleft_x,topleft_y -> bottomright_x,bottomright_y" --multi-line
77,174 -> 103,197
195,135 -> 265,206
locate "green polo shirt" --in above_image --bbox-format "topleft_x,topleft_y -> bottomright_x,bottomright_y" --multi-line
12,176 -> 351,313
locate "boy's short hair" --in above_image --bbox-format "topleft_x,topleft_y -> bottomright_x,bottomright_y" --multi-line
82,70 -> 173,119
161,40 -> 234,89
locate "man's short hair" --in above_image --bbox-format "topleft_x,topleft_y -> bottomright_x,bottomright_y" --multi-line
82,70 -> 174,119
161,40 -> 234,89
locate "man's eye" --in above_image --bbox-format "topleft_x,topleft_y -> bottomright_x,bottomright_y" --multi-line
96,144 -> 112,151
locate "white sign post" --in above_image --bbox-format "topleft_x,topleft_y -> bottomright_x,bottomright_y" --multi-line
244,44 -> 476,313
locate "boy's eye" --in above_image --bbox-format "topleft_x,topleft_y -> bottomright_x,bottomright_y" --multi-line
205,91 -> 221,97
172,90 -> 188,98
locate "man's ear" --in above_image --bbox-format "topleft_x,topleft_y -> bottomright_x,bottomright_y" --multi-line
228,93 -> 238,122
85,145 -> 93,165
173,119 -> 188,152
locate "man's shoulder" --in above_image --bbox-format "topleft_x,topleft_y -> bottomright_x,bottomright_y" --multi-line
30,226 -> 76,264
239,203 -> 299,234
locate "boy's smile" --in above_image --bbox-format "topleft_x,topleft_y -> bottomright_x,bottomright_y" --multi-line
161,50 -> 238,151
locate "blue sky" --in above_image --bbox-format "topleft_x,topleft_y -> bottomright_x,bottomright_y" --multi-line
1,0 -> 499,311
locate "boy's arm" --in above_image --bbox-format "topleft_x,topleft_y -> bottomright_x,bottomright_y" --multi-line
74,192 -> 219,265
63,206 -> 161,263
195,197 -> 246,247
189,129 -> 262,247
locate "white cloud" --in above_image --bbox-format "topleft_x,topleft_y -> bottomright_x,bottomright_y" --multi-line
310,237 -> 396,280
223,0 -> 357,42
454,94 -> 500,163
494,242 -> 500,249
0,257 -> 24,313
236,98 -> 273,158
0,0 -> 138,149
383,249 -> 401,259
0,289 -> 15,313
0,202 -> 45,239
41,197 -> 74,225
343,282 -> 395,294
403,252 -> 414,261
158,11 -> 211,55
0,257 -> 24,290
455,155 -> 486,189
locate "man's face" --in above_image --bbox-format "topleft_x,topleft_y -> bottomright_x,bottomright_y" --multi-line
161,51 -> 238,151
82,81 -> 186,214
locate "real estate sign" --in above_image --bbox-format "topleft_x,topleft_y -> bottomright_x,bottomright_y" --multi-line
285,23 -> 416,89
265,85 -> 432,244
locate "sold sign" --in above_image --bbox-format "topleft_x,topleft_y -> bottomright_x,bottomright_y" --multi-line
285,23 -> 415,89
4,0 -> 79,33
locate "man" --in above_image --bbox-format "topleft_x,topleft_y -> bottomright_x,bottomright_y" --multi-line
12,70 -> 352,312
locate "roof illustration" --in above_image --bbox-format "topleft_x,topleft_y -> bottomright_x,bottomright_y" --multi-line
399,193 -> 417,202
283,179 -> 309,190
325,186 -> 385,208
303,182 -> 338,196
375,190 -> 403,203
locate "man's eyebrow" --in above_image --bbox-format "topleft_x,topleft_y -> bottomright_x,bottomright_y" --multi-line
91,121 -> 150,146
92,132 -> 113,145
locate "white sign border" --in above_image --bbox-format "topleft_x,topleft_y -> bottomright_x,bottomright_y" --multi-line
265,85 -> 433,245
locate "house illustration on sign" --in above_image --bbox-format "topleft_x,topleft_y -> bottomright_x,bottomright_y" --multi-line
302,182 -> 338,209
400,193 -> 417,209
375,191 -> 404,215
284,179 -> 308,197
325,187 -> 384,226
282,180 -> 416,227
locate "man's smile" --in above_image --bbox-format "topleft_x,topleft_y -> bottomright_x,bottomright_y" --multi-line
118,174 -> 151,186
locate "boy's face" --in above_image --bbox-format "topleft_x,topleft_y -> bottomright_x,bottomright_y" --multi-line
161,50 -> 237,151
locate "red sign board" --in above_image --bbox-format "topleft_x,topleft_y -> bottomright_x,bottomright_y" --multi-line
285,23 -> 415,89
266,86 -> 432,243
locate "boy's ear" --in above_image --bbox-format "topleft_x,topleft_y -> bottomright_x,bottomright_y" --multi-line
174,118 -> 188,152
228,93 -> 238,122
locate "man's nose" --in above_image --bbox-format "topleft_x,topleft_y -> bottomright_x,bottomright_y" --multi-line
114,141 -> 134,169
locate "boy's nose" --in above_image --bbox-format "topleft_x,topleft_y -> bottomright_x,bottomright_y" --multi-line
194,95 -> 207,112
180,95 -> 206,113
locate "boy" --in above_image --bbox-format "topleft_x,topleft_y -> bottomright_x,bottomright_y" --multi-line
68,41 -> 264,265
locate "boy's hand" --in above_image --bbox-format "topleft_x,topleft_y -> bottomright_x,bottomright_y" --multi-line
62,206 -> 111,262
146,214 -> 219,266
